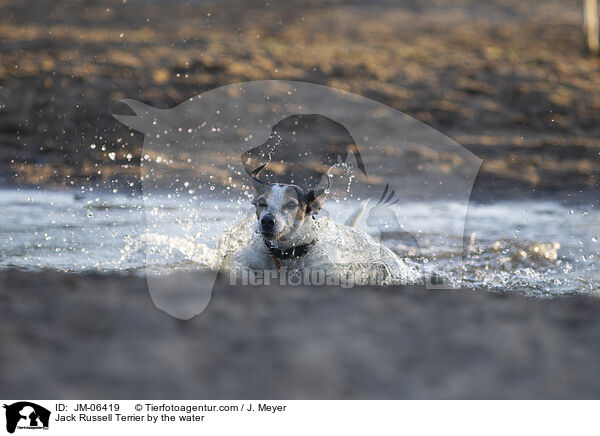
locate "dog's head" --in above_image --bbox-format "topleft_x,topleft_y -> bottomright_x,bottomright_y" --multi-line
251,165 -> 328,242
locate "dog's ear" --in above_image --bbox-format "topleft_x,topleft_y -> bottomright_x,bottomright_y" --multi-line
250,164 -> 268,193
305,172 -> 331,215
305,189 -> 327,215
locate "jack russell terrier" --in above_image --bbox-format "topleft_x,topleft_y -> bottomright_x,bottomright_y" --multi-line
224,164 -> 415,285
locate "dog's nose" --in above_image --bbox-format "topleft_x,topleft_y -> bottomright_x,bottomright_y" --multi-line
261,215 -> 275,230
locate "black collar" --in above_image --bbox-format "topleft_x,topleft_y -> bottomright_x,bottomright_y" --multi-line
264,239 -> 316,260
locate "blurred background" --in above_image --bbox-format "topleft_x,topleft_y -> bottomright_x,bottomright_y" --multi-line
0,0 -> 598,202
2,0 -> 600,400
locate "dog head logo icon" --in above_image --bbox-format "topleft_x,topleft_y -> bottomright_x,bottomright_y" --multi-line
3,402 -> 50,434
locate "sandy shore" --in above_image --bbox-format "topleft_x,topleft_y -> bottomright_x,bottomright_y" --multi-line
1,269 -> 599,399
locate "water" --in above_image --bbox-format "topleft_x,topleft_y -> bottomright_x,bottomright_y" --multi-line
0,189 -> 598,297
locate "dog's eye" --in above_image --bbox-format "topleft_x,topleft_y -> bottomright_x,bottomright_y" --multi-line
284,202 -> 298,209
257,201 -> 267,208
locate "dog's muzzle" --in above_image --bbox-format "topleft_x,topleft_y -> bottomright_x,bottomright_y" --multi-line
260,214 -> 276,237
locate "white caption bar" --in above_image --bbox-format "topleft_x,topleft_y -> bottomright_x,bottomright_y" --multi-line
1,400 -> 598,435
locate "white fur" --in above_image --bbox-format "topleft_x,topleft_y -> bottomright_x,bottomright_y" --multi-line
256,184 -> 305,246
266,184 -> 286,208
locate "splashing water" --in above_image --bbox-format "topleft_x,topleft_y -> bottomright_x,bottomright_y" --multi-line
0,189 -> 598,297
224,214 -> 423,286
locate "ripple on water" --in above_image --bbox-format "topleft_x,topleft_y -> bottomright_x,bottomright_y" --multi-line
0,190 -> 598,297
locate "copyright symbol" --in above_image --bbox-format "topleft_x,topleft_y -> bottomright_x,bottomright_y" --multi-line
135,404 -> 143,411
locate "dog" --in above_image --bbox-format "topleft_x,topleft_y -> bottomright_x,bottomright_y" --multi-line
225,164 -> 328,272
223,165 -> 416,285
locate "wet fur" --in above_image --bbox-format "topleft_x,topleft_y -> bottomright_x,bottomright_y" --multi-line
252,184 -> 322,247
224,182 -> 332,273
